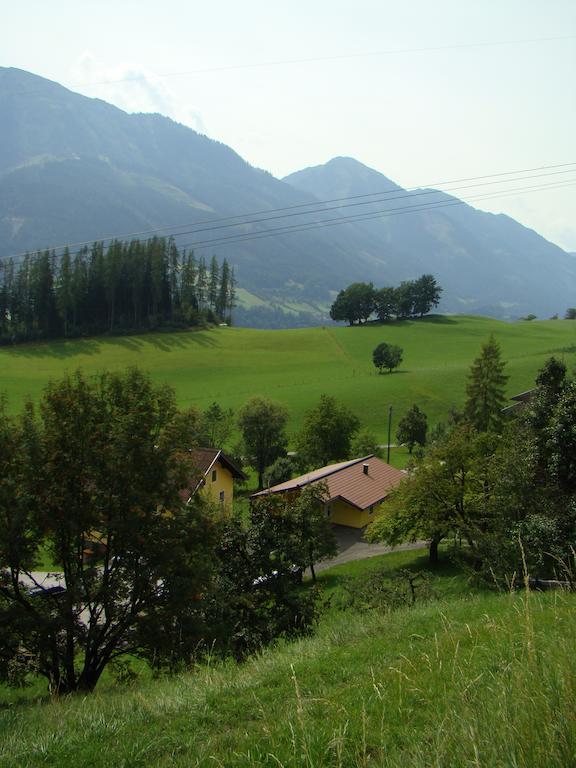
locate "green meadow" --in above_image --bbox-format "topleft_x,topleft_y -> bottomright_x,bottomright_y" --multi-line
1,315 -> 576,442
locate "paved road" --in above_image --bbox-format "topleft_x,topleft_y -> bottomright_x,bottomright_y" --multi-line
313,526 -> 427,574
21,529 -> 427,584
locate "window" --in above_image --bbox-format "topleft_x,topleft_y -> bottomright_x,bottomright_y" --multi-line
219,490 -> 225,504
325,504 -> 331,519
211,469 -> 217,482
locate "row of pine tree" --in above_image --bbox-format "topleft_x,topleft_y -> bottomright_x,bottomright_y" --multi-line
0,238 -> 236,343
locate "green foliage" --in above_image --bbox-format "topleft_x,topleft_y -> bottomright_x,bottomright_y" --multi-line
199,401 -> 234,449
396,403 -> 428,453
289,484 -> 338,581
205,498 -> 319,660
350,428 -> 383,458
237,396 -> 288,489
296,394 -> 360,468
373,286 -> 397,321
547,381 -> 576,491
330,274 -> 442,325
329,282 -> 376,325
0,369 -> 216,693
372,341 -> 403,373
412,274 -> 443,317
564,307 -> 576,319
464,334 -> 509,432
264,456 -> 295,487
367,425 -> 495,563
0,238 -> 235,345
333,567 -> 435,612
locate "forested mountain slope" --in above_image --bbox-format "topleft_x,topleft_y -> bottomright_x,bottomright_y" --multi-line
1,67 -> 575,324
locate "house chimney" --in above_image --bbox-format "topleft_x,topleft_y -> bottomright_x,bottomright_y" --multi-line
363,463 -> 369,475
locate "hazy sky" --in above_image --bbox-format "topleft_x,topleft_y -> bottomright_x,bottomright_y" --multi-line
3,1 -> 576,249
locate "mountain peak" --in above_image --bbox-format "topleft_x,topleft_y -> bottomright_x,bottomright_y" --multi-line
283,157 -> 402,198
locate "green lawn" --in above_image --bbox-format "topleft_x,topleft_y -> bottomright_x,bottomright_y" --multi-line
1,315 -> 575,446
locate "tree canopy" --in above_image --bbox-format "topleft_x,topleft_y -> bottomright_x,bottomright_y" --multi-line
0,369 -> 216,693
238,396 -> 288,489
329,282 -> 376,325
330,274 -> 442,325
296,394 -> 360,468
373,342 -> 403,373
0,238 -> 236,345
396,404 -> 428,453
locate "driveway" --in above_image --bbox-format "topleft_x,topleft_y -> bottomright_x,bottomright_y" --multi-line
313,526 -> 426,574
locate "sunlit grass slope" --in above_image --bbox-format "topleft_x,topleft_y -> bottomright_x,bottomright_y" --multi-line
2,315 -> 575,440
1,590 -> 575,767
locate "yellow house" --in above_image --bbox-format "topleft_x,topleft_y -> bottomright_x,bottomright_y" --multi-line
251,455 -> 405,528
185,447 -> 246,510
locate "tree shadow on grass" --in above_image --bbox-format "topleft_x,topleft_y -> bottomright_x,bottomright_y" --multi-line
3,338 -> 102,359
1,328 -> 220,359
311,550 -> 468,597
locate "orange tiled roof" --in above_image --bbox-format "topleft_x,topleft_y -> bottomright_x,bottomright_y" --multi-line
252,455 -> 405,510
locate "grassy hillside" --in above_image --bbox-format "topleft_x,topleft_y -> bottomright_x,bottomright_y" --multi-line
2,316 -> 575,441
1,582 -> 574,767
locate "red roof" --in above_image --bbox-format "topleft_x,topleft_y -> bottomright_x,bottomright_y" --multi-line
252,455 -> 405,510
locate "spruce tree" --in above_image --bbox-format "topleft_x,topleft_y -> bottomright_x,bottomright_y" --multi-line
208,255 -> 219,311
464,335 -> 508,432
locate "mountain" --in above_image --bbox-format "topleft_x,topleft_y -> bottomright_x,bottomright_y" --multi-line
284,158 -> 576,319
1,67 -> 575,325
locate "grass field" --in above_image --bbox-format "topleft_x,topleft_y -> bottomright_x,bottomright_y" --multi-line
1,315 -> 575,443
1,555 -> 574,767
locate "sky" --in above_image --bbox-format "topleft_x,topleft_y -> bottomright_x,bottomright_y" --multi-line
3,0 -> 576,250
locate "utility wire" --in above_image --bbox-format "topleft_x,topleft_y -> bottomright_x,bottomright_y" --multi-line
172,179 -> 576,251
4,177 -> 570,268
4,162 -> 576,262
74,34 -> 576,86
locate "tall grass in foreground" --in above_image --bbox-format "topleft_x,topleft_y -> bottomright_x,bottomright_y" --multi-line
1,589 -> 575,767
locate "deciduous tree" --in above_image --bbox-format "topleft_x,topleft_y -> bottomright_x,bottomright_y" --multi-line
296,394 -> 360,468
373,342 -> 403,373
329,282 -> 375,325
238,396 -> 288,489
0,369 -> 216,694
396,404 -> 428,453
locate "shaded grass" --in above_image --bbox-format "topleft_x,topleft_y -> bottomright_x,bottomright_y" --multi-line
314,546 -> 471,605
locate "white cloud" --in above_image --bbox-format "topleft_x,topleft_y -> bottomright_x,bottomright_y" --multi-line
68,52 -> 206,134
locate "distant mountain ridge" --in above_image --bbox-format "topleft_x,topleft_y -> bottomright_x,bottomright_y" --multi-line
1,67 -> 575,325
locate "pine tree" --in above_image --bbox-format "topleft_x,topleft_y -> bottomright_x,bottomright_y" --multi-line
227,266 -> 237,324
464,335 -> 509,432
208,255 -> 219,311
56,248 -> 73,337
196,257 -> 207,310
216,259 -> 230,320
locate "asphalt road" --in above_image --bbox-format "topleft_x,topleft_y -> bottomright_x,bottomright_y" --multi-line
21,529 -> 427,584
313,526 -> 427,574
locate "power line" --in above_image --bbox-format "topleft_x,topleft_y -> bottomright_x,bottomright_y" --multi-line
73,34 -> 576,87
5,177 -> 576,267
173,179 -> 576,252
4,162 -> 576,263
